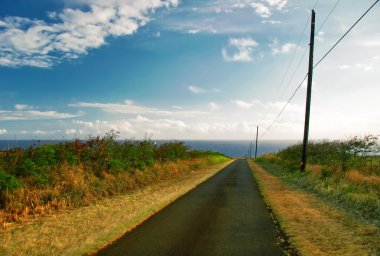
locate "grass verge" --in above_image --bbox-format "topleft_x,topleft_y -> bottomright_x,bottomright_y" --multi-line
0,159 -> 233,256
248,160 -> 379,256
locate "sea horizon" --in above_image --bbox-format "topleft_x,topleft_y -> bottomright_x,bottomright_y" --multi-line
0,139 -> 298,158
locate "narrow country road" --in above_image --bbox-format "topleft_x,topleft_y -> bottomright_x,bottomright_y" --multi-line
97,159 -> 283,256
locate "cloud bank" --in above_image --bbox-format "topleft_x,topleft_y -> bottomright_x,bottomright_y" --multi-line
0,0 -> 178,68
222,37 -> 258,62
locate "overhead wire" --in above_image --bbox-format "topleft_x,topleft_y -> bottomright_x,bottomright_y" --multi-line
314,0 -> 379,70
259,0 -> 321,132
261,74 -> 308,138
316,0 -> 341,35
269,0 -> 321,101
261,0 -> 379,138
277,0 -> 341,101
279,46 -> 308,100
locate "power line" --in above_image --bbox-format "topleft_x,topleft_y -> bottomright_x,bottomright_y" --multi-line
279,46 -> 308,100
262,19 -> 309,120
274,19 -> 309,98
314,0 -> 379,69
261,0 -> 379,138
279,0 -> 340,101
316,0 -> 341,35
262,0 -> 380,137
260,0 -> 321,126
277,0 -> 321,98
311,0 -> 321,10
261,74 -> 308,138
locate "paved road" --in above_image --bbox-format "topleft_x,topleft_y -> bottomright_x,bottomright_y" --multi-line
97,160 -> 283,256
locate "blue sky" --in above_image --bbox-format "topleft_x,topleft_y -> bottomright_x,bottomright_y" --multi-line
0,0 -> 379,140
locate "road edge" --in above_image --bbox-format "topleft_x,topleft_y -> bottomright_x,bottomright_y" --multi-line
247,159 -> 300,256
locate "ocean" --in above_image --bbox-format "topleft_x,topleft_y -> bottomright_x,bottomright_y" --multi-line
0,140 -> 297,158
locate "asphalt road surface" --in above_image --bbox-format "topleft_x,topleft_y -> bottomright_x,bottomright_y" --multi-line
97,159 -> 283,256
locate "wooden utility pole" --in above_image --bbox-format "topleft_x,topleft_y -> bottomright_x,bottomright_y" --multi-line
255,126 -> 259,159
301,10 -> 316,172
249,141 -> 252,158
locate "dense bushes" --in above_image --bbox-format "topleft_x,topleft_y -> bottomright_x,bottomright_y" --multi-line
278,135 -> 379,173
0,132 -> 229,224
0,132 -> 193,188
256,135 -> 380,224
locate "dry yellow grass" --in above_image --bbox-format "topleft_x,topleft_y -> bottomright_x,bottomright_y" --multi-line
346,170 -> 380,186
0,160 -> 233,256
248,161 -> 379,256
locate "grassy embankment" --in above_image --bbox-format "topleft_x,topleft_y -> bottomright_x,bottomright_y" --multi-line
249,135 -> 380,256
0,132 -> 231,255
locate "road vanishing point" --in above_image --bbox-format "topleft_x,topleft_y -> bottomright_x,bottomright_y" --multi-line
97,159 -> 283,256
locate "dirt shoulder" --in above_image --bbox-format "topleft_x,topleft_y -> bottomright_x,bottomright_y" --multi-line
0,160 -> 233,256
248,161 -> 379,256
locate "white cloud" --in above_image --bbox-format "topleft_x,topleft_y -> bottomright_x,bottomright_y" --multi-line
222,37 -> 258,62
316,31 -> 325,42
188,86 -> 206,94
261,20 -> 282,24
133,115 -> 187,130
33,130 -> 49,135
270,39 -> 296,55
72,116 -> 187,137
264,0 -> 288,10
65,129 -> 78,135
354,63 -> 373,72
208,102 -> 220,111
14,104 -> 34,110
191,122 -> 258,136
74,119 -> 136,136
337,64 -> 351,70
0,109 -> 82,120
73,120 -> 94,128
187,29 -> 200,34
250,0 -> 288,18
250,3 -> 271,18
231,100 -> 254,109
361,35 -> 380,47
70,99 -> 208,118
337,63 -> 375,72
70,100 -> 171,115
0,129 -> 7,135
0,0 -> 178,68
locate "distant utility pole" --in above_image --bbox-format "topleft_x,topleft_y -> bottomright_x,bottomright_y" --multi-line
255,126 -> 259,159
301,10 -> 316,172
249,141 -> 253,158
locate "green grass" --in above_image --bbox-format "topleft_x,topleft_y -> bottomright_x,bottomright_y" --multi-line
256,156 -> 380,227
0,131 -> 230,225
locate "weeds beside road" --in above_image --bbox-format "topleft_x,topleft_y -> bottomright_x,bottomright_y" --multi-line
0,159 -> 232,256
249,135 -> 380,256
0,132 -> 229,228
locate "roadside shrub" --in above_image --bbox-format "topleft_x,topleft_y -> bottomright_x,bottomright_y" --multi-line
0,131 -> 230,224
136,141 -> 155,169
14,158 -> 39,176
34,144 -> 58,167
257,135 -> 380,224
278,135 -> 379,173
155,142 -> 189,161
0,172 -> 22,190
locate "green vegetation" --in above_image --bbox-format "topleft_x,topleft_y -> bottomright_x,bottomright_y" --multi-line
256,135 -> 380,226
0,131 -> 229,225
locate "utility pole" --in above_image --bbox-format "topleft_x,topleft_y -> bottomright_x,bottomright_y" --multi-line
255,126 -> 259,159
249,141 -> 252,158
301,10 -> 316,172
